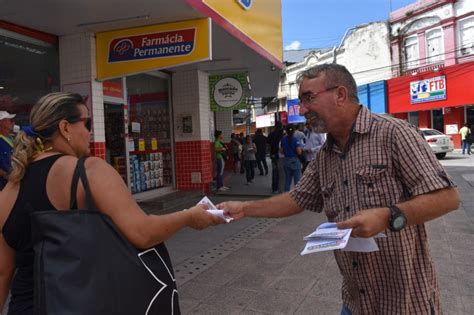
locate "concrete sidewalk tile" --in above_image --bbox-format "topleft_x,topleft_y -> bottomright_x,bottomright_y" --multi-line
433,257 -> 456,277
306,272 -> 343,299
246,290 -> 306,314
282,254 -> 331,277
440,294 -> 465,315
232,310 -> 271,315
179,298 -> 201,313
228,272 -> 274,290
190,303 -> 245,314
178,282 -> 220,301
191,268 -> 240,287
461,295 -> 474,313
294,296 -> 341,315
243,238 -> 283,250
203,287 -> 258,308
268,275 -> 318,294
263,247 -> 299,265
240,261 -> 287,277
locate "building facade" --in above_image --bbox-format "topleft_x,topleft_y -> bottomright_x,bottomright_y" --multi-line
1,0 -> 283,195
277,21 -> 393,124
388,0 -> 474,148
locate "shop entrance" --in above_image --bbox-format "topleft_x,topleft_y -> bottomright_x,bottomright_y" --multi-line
467,106 -> 474,127
432,109 -> 444,132
104,103 -> 126,183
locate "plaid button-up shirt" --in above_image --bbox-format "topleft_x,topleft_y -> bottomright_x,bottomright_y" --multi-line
290,106 -> 455,314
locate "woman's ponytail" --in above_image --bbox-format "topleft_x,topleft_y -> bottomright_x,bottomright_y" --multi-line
9,131 -> 36,183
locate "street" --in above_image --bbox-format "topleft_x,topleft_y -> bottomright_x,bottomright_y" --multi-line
164,152 -> 474,314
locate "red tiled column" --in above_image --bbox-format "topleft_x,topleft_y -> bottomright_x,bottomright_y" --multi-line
175,140 -> 213,193
89,142 -> 106,160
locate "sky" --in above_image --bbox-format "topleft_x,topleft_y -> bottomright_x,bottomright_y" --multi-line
282,0 -> 418,51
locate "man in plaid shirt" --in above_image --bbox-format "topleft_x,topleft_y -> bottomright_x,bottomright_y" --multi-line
219,64 -> 460,314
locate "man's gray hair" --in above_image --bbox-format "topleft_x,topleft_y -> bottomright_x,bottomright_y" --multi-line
296,63 -> 359,103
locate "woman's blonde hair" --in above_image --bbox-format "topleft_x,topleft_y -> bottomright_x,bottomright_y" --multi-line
9,92 -> 85,183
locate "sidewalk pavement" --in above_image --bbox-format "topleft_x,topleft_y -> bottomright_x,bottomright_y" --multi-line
164,153 -> 474,314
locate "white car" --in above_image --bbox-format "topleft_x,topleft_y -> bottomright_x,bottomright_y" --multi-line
420,128 -> 454,159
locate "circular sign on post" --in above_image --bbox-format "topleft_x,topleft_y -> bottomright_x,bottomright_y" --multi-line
213,77 -> 243,108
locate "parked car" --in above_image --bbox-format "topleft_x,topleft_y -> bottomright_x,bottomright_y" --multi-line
420,128 -> 454,159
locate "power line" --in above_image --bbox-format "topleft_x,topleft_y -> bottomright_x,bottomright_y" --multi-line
280,42 -> 474,87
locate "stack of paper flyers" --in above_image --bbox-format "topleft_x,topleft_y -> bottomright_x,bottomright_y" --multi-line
301,222 -> 352,255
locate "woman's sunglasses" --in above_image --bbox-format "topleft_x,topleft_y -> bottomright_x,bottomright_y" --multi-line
70,117 -> 92,131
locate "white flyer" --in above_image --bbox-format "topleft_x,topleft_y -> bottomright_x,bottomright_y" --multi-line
301,222 -> 352,255
197,196 -> 234,223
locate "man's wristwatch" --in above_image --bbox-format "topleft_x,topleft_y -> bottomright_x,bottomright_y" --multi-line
389,205 -> 407,232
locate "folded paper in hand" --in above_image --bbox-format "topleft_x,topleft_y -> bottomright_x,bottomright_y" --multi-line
301,222 -> 352,255
197,196 -> 234,223
301,222 -> 386,255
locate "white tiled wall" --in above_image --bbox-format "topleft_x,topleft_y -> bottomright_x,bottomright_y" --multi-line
172,70 -> 212,142
59,32 -> 105,142
215,111 -> 233,142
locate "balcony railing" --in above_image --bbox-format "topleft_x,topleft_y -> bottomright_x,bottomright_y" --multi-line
392,61 -> 445,77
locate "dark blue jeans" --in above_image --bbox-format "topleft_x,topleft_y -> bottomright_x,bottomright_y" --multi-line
283,156 -> 301,192
462,139 -> 471,154
256,151 -> 268,175
341,304 -> 352,315
244,160 -> 255,183
216,158 -> 224,189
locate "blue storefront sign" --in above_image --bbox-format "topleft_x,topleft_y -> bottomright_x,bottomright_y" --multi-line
357,80 -> 387,114
287,99 -> 306,124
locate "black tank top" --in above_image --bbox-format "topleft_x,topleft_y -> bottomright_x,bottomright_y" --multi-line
2,154 -> 64,315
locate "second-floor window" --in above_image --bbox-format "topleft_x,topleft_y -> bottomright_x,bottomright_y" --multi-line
405,36 -> 419,69
458,17 -> 474,56
426,28 -> 443,64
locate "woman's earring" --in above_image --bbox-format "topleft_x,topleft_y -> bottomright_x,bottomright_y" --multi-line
67,137 -> 71,142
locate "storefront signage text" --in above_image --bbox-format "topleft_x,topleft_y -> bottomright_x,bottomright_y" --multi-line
287,99 -> 306,124
96,18 -> 211,80
410,75 -> 446,104
108,29 -> 196,63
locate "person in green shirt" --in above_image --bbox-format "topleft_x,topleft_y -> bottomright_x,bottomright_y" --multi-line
214,130 -> 229,191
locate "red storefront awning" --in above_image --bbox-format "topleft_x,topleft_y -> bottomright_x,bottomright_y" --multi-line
387,61 -> 474,114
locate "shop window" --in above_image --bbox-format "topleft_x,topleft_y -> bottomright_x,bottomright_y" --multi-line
458,17 -> 474,56
426,28 -> 443,64
404,36 -> 419,69
0,29 -> 59,125
408,111 -> 419,127
432,109 -> 444,133
126,73 -> 172,193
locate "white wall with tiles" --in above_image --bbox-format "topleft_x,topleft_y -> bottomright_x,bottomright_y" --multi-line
59,32 -> 105,142
215,111 -> 233,143
172,69 -> 212,142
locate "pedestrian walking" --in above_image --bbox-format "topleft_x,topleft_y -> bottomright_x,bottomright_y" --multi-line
214,130 -> 229,191
219,64 -> 460,314
303,126 -> 325,172
242,135 -> 256,185
253,129 -> 268,176
230,133 -> 242,173
267,122 -> 284,193
280,125 -> 302,192
0,111 -> 16,191
459,123 -> 471,155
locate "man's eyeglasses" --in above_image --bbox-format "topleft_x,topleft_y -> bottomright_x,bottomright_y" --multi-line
298,86 -> 339,105
70,117 -> 92,131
